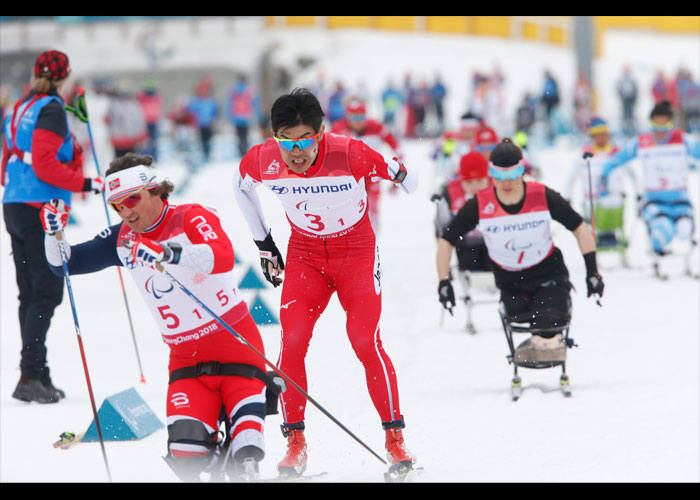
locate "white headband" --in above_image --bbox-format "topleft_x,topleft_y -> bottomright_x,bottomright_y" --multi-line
105,165 -> 160,203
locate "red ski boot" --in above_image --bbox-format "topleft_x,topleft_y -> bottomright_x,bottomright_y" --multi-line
384,426 -> 418,482
277,424 -> 307,478
385,427 -> 415,465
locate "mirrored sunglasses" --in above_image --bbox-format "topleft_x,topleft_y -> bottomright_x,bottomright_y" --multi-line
109,193 -> 143,212
274,131 -> 321,151
489,164 -> 525,181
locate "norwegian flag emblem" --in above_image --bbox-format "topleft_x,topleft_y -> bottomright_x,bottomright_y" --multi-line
109,179 -> 121,190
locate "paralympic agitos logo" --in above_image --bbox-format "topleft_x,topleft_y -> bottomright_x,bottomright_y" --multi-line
144,275 -> 174,299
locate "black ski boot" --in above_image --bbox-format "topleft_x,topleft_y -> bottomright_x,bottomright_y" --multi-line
43,380 -> 66,399
12,377 -> 60,404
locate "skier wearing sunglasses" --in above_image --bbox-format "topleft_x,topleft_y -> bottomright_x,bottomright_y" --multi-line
39,153 -> 277,482
233,88 -> 419,481
436,138 -> 603,365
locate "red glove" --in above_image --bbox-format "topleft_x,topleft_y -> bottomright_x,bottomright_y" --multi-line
126,237 -> 181,268
40,199 -> 70,235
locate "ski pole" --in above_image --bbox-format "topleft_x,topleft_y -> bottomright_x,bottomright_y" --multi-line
65,89 -> 146,384
583,151 -> 597,239
582,152 -> 603,307
55,229 -> 112,482
148,258 -> 387,467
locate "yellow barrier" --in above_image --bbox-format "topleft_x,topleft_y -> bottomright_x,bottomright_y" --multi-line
266,16 -> 699,43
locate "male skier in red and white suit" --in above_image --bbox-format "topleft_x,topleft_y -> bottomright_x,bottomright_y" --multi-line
233,88 -> 419,479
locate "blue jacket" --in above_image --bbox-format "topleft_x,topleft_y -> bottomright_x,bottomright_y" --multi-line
186,96 -> 219,128
2,94 -> 75,205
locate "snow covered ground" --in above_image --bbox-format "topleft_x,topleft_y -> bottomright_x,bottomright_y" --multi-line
1,23 -> 699,483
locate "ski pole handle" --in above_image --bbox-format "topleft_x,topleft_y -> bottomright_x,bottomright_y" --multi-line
582,151 -> 597,239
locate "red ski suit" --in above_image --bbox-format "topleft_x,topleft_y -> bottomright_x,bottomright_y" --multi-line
117,203 -> 267,458
237,133 -> 405,425
330,118 -> 402,231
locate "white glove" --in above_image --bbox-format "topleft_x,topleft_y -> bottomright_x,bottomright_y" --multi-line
87,177 -> 105,194
387,157 -> 418,194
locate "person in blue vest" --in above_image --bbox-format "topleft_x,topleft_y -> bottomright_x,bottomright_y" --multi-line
187,76 -> 219,162
1,50 -> 104,404
226,76 -> 264,158
436,138 -> 603,365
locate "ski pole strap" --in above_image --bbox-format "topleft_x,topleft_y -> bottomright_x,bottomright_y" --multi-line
63,90 -> 89,123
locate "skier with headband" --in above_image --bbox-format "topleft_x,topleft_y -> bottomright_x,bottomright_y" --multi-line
436,138 -> 604,365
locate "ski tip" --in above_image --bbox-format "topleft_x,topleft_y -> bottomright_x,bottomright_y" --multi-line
53,431 -> 83,449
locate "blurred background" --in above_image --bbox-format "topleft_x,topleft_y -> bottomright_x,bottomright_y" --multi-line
1,16 -> 698,173
1,17 -> 699,483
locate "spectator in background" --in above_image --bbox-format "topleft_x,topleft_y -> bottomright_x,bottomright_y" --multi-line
187,76 -> 219,162
430,75 -> 447,135
675,67 -> 700,133
226,75 -> 264,157
412,80 -> 431,138
651,69 -> 669,104
403,73 -> 418,138
327,82 -> 347,124
573,69 -> 593,135
381,79 -> 404,132
617,65 -> 638,136
137,76 -> 163,160
515,92 -> 537,137
105,80 -> 149,158
471,73 -> 505,138
541,69 -> 561,143
167,95 -> 199,169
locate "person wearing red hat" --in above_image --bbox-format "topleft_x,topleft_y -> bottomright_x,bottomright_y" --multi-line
331,96 -> 404,233
432,152 -> 493,326
473,126 -> 499,161
2,50 -> 104,404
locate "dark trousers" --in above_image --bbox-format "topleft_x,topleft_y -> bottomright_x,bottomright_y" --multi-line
235,123 -> 249,157
3,203 -> 64,383
200,126 -> 213,161
500,276 -> 571,337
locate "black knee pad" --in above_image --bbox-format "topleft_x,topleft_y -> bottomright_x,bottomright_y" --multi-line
165,419 -> 218,482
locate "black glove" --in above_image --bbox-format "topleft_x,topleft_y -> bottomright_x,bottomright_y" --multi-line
254,232 -> 285,287
583,251 -> 604,301
438,279 -> 455,315
586,274 -> 604,298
